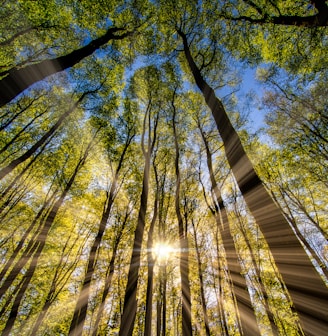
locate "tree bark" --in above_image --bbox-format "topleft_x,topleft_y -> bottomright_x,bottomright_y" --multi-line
161,266 -> 167,336
119,154 -> 150,336
178,29 -> 328,336
156,287 -> 162,336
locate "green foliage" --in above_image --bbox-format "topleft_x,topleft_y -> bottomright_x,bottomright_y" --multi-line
0,0 -> 327,335
0,0 -> 74,72
217,0 -> 328,73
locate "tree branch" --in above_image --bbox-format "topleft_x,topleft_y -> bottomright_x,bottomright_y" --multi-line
0,26 -> 133,107
222,1 -> 328,27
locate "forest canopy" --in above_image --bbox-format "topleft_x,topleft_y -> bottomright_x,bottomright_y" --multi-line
0,1 -> 327,335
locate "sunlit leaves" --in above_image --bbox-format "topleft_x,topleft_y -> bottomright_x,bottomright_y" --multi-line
0,0 -> 74,72
0,0 -> 327,334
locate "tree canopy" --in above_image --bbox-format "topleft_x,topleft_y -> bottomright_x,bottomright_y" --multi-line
0,1 -> 327,335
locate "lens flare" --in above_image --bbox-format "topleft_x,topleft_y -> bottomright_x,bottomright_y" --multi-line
153,242 -> 175,263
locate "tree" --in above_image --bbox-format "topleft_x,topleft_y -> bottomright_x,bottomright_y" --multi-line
69,108 -> 135,335
0,0 -> 150,107
30,223 -> 92,335
261,70 -> 328,187
176,27 -> 328,335
219,0 -> 328,27
144,156 -> 159,336
0,131 -> 97,336
119,66 -> 161,336
92,203 -> 133,335
0,90 -> 92,180
190,216 -> 211,336
1,1 -> 327,334
195,108 -> 261,335
0,27 -> 133,108
171,89 -> 192,336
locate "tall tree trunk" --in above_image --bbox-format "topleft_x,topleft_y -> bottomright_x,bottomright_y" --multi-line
0,27 -> 131,107
119,102 -> 158,336
156,285 -> 162,336
155,262 -> 167,336
191,219 -> 211,336
92,207 -> 131,336
144,162 -> 159,336
161,266 -> 167,336
212,245 -> 229,335
69,133 -> 133,336
197,122 -> 260,335
68,199 -> 112,334
119,153 -> 150,336
172,91 -> 192,336
0,93 -> 86,181
1,141 -> 92,336
156,170 -> 168,336
178,29 -> 328,336
144,226 -> 155,336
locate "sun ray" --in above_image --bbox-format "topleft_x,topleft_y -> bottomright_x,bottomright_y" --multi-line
153,242 -> 175,264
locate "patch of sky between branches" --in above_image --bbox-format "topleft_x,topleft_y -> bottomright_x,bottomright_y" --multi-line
237,67 -> 265,133
214,61 -> 270,143
125,55 -> 270,142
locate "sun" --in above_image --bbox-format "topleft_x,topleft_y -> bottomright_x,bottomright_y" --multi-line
153,242 -> 175,263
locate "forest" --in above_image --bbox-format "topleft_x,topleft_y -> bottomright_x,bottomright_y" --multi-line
0,0 -> 327,335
